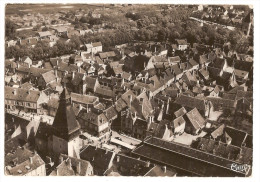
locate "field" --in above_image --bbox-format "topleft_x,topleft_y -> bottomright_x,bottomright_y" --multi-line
5,4 -> 111,15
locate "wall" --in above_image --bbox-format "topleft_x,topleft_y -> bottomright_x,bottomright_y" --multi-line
52,135 -> 68,156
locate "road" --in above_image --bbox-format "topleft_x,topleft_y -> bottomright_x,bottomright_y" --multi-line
6,109 -> 54,125
189,17 -> 236,31
111,131 -> 142,146
16,23 -> 71,32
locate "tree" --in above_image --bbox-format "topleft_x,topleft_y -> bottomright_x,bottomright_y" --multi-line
80,16 -> 89,23
5,19 -> 17,40
42,26 -> 49,31
33,24 -> 41,31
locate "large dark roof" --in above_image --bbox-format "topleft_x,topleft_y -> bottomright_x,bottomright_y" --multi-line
105,154 -> 154,176
132,137 -> 248,177
174,94 -> 206,111
80,145 -> 115,175
52,88 -> 81,141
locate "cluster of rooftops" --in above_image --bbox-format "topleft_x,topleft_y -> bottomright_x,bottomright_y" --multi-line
5,34 -> 253,176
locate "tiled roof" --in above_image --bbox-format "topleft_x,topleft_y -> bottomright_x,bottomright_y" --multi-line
95,56 -> 104,64
238,146 -> 252,164
234,69 -> 249,78
174,94 -> 206,111
106,154 -> 154,176
173,116 -> 186,129
20,82 -> 33,90
5,136 -> 26,155
99,51 -> 116,59
176,39 -> 188,45
38,31 -> 52,37
16,65 -> 30,73
95,85 -> 115,98
42,70 -> 56,84
5,148 -> 45,176
121,90 -> 137,107
71,92 -> 98,105
236,90 -> 253,100
184,108 -> 206,130
211,58 -> 226,69
162,87 -> 178,98
211,124 -> 225,139
199,68 -> 209,79
182,71 -> 197,87
114,98 -> 127,112
104,106 -> 118,121
174,107 -> 187,118
5,86 -> 41,103
145,165 -> 176,176
199,55 -> 209,65
168,56 -> 181,63
50,160 -> 74,176
51,154 -> 93,176
206,97 -> 236,109
222,93 -> 236,100
80,145 -> 115,175
171,64 -> 182,76
84,76 -> 97,90
71,72 -> 84,86
30,67 -> 51,77
189,58 -> 199,67
92,42 -> 102,47
132,137 -> 247,177
78,109 -> 108,126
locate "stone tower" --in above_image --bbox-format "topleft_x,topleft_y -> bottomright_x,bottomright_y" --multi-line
51,88 -> 81,159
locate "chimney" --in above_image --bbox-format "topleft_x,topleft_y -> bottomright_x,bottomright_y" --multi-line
55,68 -> 58,77
116,155 -> 120,162
154,46 -> 157,53
56,60 -> 59,66
166,98 -> 170,115
145,161 -> 150,167
77,162 -> 81,174
72,71 -> 75,79
140,98 -> 144,114
13,89 -> 17,95
29,157 -> 33,164
66,158 -> 72,170
162,166 -> 167,173
128,95 -> 132,108
59,156 -> 64,164
46,156 -> 52,164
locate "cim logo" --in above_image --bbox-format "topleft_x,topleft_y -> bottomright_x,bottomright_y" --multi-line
231,163 -> 250,173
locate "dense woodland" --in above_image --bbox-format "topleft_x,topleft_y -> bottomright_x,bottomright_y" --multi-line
5,5 -> 253,60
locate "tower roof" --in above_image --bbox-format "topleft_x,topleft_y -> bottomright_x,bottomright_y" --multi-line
52,88 -> 81,141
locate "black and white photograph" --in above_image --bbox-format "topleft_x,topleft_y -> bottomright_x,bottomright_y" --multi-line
1,1 -> 259,181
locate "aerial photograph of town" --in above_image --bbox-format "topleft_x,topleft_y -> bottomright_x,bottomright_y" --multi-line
4,3 -> 253,177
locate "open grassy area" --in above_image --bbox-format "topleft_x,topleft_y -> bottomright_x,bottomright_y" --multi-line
6,4 -> 109,15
